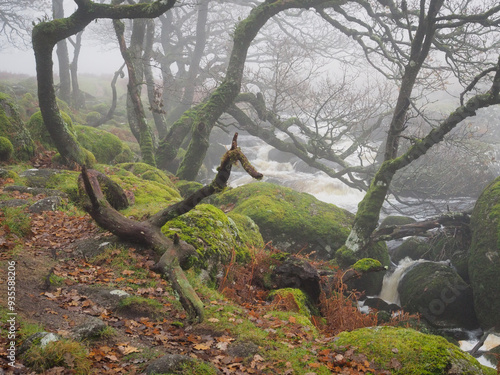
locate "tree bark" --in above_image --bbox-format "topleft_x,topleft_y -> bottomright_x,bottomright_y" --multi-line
32,0 -> 177,166
345,56 -> 500,253
371,211 -> 471,242
69,31 -> 85,109
156,0 -> 340,180
79,133 -> 262,322
114,17 -> 157,166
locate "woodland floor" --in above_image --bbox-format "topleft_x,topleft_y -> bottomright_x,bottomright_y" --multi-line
0,179 -> 438,375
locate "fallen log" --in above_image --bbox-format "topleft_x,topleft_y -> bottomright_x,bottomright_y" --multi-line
371,211 -> 471,242
79,133 -> 262,322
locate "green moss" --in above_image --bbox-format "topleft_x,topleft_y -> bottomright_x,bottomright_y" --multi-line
351,258 -> 382,272
116,162 -> 177,189
41,170 -> 80,202
226,212 -> 264,249
392,237 -> 429,263
74,125 -> 132,164
168,359 -> 220,375
85,111 -> 101,124
0,136 -> 14,161
3,206 -> 31,237
0,92 -> 35,160
175,180 -> 204,198
335,326 -> 494,375
210,182 -> 354,259
27,110 -> 76,150
469,176 -> 500,329
268,288 -> 312,317
162,204 -> 251,267
117,296 -> 164,319
94,164 -> 181,216
398,261 -> 477,328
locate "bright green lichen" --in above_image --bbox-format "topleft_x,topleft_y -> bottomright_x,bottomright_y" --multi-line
26,110 -> 76,150
335,326 -> 494,375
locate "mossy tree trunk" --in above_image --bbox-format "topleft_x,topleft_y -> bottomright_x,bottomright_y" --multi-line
345,0 -> 443,253
345,56 -> 500,253
156,0 -> 339,180
79,133 -> 263,322
32,0 -> 176,166
113,15 -> 157,167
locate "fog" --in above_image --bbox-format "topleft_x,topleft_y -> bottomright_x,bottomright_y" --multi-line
0,45 -> 124,76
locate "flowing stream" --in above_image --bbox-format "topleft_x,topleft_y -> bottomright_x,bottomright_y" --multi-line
378,257 -> 424,305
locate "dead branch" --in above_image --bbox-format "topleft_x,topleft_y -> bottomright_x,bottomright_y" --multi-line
79,133 -> 262,323
371,211 -> 471,242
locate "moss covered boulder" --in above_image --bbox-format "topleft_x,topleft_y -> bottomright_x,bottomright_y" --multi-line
162,204 -> 262,269
0,92 -> 35,160
209,182 -> 354,259
74,125 -> 134,164
392,237 -> 430,263
21,169 -> 80,202
94,164 -> 181,214
27,110 -> 75,150
392,233 -> 471,281
335,326 -> 495,375
268,288 -> 314,317
469,176 -> 500,330
338,241 -> 390,295
398,261 -> 477,329
115,162 -> 176,190
0,136 -> 14,161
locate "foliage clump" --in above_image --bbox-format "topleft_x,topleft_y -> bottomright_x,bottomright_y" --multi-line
21,339 -> 91,374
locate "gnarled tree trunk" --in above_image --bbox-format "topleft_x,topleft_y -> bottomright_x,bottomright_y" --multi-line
32,0 -> 177,166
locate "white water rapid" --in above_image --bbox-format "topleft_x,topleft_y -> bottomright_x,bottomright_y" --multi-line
377,257 -> 424,305
228,141 -> 365,213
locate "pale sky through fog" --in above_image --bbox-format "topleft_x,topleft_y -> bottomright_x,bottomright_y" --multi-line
0,45 -> 125,76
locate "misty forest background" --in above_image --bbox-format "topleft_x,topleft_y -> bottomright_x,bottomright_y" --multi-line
1,0 -> 500,374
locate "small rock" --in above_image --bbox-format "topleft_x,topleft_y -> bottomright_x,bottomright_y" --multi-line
71,317 -> 107,341
29,196 -> 63,213
227,341 -> 260,358
110,290 -> 130,297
